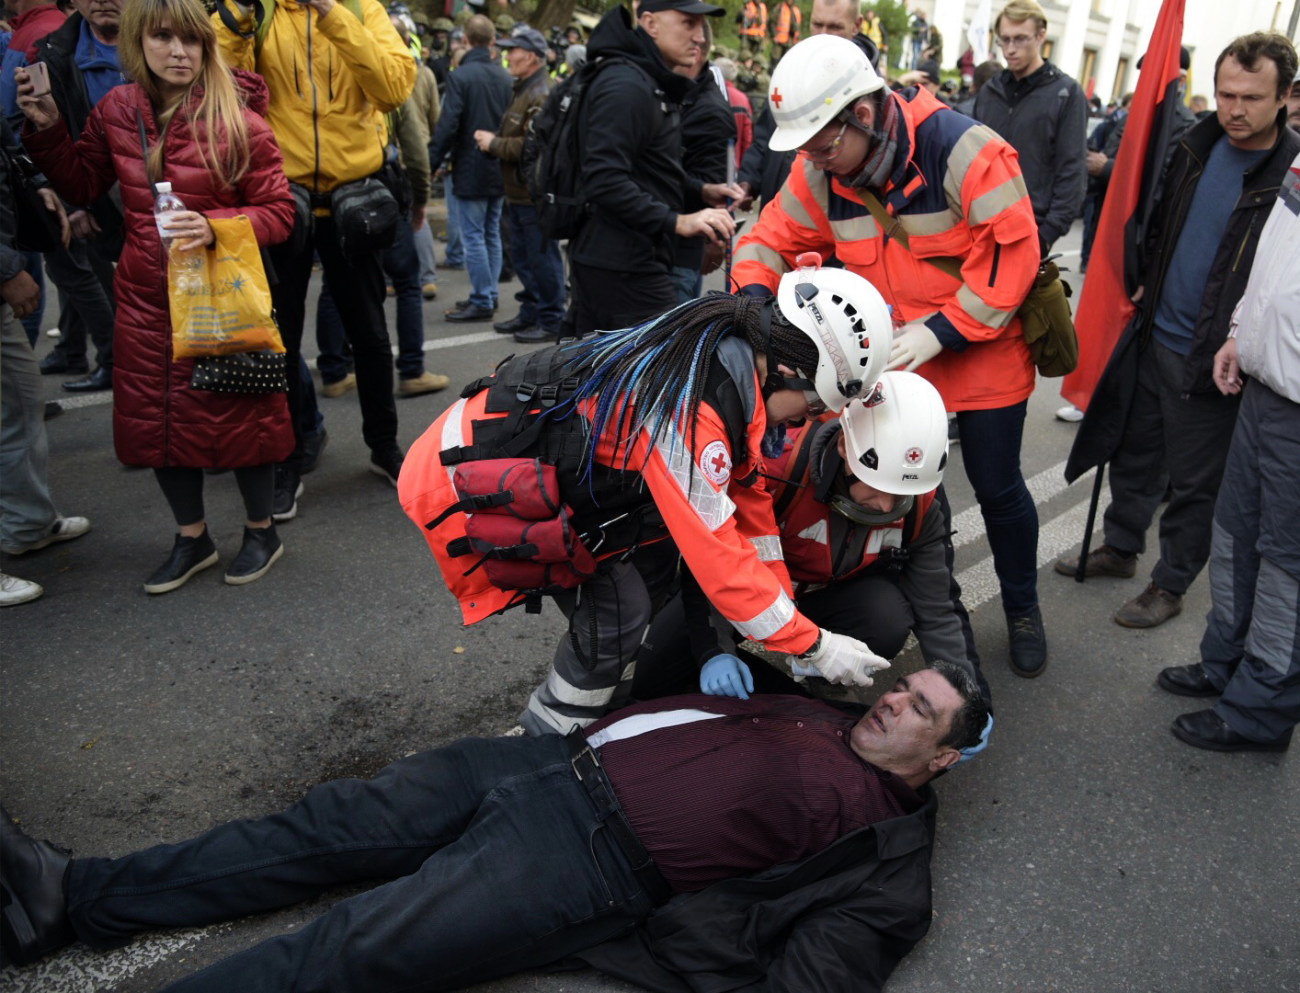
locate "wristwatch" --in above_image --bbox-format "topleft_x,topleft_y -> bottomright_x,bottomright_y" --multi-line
795,631 -> 823,661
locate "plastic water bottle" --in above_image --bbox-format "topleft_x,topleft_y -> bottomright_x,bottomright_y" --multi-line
154,182 -> 203,290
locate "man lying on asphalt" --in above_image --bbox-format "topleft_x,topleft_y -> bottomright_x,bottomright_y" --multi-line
1,662 -> 990,993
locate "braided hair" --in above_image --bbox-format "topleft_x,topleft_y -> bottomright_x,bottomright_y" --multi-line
538,293 -> 820,483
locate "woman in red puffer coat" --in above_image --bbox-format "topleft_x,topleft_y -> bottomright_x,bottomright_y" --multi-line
18,0 -> 296,594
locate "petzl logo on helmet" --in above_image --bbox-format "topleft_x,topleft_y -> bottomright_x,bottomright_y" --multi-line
805,299 -> 855,399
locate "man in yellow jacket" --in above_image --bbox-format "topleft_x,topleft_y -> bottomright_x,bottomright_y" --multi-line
214,0 -> 416,518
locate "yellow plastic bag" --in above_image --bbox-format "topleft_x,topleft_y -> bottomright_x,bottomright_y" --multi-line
169,215 -> 284,359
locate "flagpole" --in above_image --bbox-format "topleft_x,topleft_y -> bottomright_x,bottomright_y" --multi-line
1073,463 -> 1107,584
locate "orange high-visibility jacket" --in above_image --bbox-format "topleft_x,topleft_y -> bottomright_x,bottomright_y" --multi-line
734,87 -> 1040,411
771,1 -> 801,46
739,0 -> 768,39
399,365 -> 820,655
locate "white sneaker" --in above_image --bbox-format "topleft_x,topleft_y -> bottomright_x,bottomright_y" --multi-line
0,573 -> 44,606
0,515 -> 91,555
1055,404 -> 1084,423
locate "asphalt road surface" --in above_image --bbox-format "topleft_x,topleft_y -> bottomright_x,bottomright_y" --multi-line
2,220 -> 1296,993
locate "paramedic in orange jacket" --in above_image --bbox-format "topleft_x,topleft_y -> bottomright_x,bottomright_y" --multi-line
732,34 -> 1047,678
635,372 -> 989,703
400,267 -> 896,734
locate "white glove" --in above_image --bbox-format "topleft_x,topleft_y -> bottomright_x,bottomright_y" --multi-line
885,321 -> 943,372
791,629 -> 891,687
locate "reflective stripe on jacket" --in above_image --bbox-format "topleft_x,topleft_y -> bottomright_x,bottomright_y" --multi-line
734,87 -> 1039,411
213,0 -> 415,194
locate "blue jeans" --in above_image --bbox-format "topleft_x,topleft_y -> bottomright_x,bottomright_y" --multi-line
671,264 -> 703,305
458,194 -> 503,310
505,202 -> 565,330
414,220 -> 438,286
66,735 -> 656,993
443,191 -> 464,267
955,402 -> 1039,616
0,304 -> 57,547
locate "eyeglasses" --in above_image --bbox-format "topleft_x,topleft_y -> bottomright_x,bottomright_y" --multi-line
996,32 -> 1040,50
799,122 -> 849,163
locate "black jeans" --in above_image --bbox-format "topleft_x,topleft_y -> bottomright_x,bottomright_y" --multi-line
65,735 -> 656,993
567,261 -> 676,336
269,216 -> 398,465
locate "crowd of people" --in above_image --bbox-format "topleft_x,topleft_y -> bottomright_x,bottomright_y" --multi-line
2,0 -> 1299,988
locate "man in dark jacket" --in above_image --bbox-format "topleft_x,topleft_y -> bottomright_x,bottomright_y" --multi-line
26,0 -> 123,392
1058,33 -> 1300,631
565,0 -> 740,336
474,26 -> 564,343
0,662 -> 990,992
972,0 -> 1087,255
429,13 -> 511,322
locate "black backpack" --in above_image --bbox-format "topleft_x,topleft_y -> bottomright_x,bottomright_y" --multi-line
521,56 -> 634,241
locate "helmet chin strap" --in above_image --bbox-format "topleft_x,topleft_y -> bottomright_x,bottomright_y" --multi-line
811,420 -> 914,526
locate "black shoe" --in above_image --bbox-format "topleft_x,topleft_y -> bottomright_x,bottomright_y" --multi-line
300,429 -> 328,475
1157,663 -> 1220,698
1007,607 -> 1048,678
514,326 -> 561,345
143,529 -> 219,594
38,353 -> 87,376
498,267 -> 515,282
43,401 -> 63,421
272,465 -> 303,523
453,298 -> 496,312
369,448 -> 404,487
492,315 -> 535,335
0,804 -> 75,966
445,305 -> 496,323
1171,709 -> 1292,753
61,367 -> 111,393
224,525 -> 283,585
440,262 -> 465,270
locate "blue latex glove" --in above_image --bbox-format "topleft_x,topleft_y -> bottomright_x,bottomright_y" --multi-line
958,714 -> 994,763
700,654 -> 754,700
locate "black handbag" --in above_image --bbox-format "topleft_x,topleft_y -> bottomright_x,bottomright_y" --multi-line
330,174 -> 400,259
190,351 -> 289,394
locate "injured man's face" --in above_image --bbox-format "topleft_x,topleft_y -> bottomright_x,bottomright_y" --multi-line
849,669 -> 963,783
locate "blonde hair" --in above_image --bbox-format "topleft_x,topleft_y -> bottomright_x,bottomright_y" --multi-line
995,0 -> 1047,35
118,0 -> 251,190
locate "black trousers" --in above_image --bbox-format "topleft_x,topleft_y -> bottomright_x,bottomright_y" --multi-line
269,216 -> 398,466
153,465 -> 275,526
566,261 -> 677,336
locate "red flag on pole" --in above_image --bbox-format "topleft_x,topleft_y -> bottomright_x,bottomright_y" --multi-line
1060,0 -> 1188,411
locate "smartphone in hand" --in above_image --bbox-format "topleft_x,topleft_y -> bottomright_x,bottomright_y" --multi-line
25,61 -> 51,96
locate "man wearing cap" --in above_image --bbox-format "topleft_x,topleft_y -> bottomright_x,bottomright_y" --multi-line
0,663 -> 991,991
564,0 -> 742,335
428,13 -> 512,322
971,0 -> 1086,256
474,27 -> 565,343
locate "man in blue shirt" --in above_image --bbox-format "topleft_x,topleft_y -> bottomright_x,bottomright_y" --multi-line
1056,33 -> 1300,630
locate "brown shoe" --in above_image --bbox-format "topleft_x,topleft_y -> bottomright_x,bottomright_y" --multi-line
1114,582 -> 1182,628
398,371 -> 450,397
1054,544 -> 1137,579
321,373 -> 356,398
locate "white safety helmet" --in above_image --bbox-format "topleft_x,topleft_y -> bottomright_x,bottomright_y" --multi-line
840,371 -> 949,495
767,34 -> 883,152
775,256 -> 893,413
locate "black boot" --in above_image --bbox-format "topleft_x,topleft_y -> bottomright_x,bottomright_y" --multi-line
224,525 -> 283,585
143,529 -> 219,594
0,804 -> 75,966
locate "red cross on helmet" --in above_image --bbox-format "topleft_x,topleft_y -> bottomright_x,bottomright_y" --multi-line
767,34 -> 883,152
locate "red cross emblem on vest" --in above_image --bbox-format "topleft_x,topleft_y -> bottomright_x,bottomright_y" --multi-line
771,88 -> 783,108
711,451 -> 728,474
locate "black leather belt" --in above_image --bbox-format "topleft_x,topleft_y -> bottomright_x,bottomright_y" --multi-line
564,730 -> 671,905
